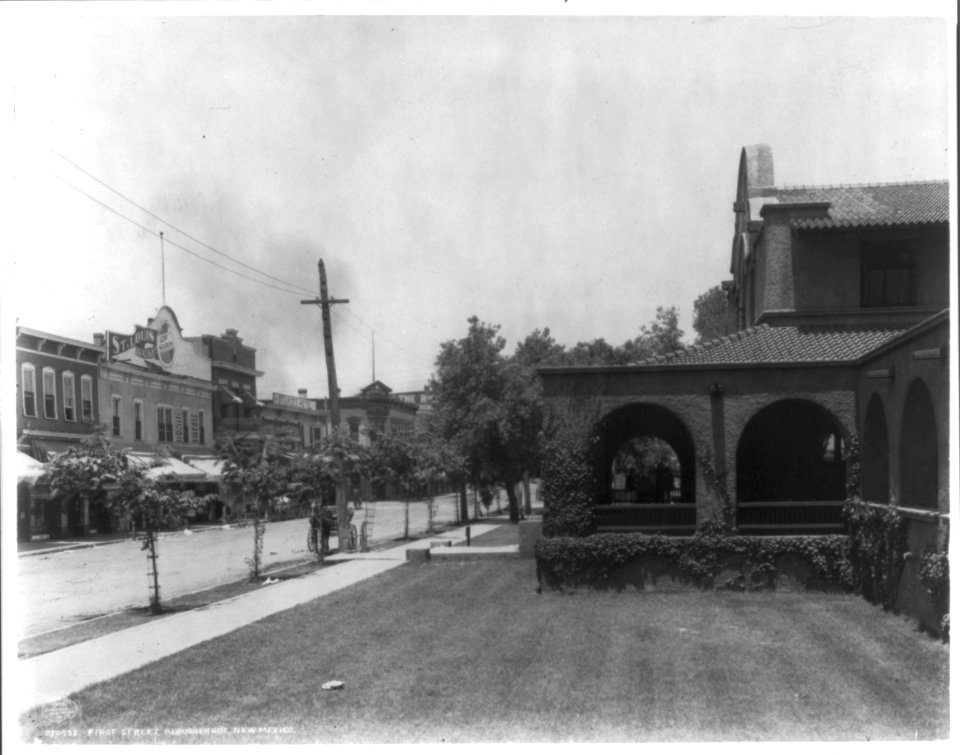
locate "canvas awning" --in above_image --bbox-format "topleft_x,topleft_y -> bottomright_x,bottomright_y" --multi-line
16,451 -> 48,484
240,390 -> 264,408
127,452 -> 207,482
218,385 -> 243,405
180,455 -> 225,482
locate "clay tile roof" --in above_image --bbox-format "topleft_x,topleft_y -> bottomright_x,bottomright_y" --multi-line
769,181 -> 948,230
637,323 -> 908,366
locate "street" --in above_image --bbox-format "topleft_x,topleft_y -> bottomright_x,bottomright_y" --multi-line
16,494 -> 464,640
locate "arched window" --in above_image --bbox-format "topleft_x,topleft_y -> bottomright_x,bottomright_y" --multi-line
900,380 -> 938,509
42,367 -> 57,419
861,394 -> 890,503
21,363 -> 37,417
62,371 -> 76,422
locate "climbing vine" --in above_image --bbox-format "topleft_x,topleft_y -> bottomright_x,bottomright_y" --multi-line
918,548 -> 950,640
697,452 -> 735,527
842,497 -> 907,610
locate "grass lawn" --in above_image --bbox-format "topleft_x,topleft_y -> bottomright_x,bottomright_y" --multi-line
24,558 -> 948,744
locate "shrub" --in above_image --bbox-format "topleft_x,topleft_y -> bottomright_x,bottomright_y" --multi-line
535,526 -> 852,593
919,548 -> 950,640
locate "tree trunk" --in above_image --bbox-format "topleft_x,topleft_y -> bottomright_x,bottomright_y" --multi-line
523,471 -> 532,516
458,475 -> 469,522
146,529 -> 162,614
505,479 -> 521,523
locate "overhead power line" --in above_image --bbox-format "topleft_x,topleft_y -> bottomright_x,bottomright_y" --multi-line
53,150 -> 316,296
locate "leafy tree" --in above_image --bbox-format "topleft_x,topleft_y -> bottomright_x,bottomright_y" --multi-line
219,434 -> 295,580
39,432 -> 200,613
565,338 -> 618,366
431,316 -> 542,522
693,284 -> 737,343
514,327 -> 567,367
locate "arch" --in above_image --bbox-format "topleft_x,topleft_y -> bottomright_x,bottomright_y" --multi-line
596,403 -> 696,503
861,393 -> 890,503
736,399 -> 846,503
900,379 -> 938,509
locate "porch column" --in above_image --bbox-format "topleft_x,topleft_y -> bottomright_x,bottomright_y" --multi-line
708,383 -> 729,526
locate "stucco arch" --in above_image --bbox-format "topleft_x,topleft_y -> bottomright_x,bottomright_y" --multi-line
899,379 -> 938,509
861,393 -> 890,503
595,402 -> 696,504
736,398 -> 846,503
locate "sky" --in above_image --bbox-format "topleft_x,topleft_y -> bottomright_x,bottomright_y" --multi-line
4,1 -> 955,399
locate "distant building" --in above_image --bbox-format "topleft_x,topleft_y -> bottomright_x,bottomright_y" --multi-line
200,327 -> 264,440
258,389 -> 329,450
318,381 -> 419,445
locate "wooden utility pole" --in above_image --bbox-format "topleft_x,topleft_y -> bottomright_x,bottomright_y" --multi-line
301,259 -> 351,550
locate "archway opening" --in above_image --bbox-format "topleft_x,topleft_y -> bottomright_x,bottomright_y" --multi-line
861,393 -> 890,503
611,436 -> 682,503
595,403 -> 696,533
736,399 -> 846,534
900,380 -> 938,509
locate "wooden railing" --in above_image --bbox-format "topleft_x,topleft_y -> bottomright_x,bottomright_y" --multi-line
735,501 -> 845,534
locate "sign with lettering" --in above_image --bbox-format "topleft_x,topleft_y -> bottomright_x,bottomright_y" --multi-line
107,326 -> 158,361
272,392 -> 315,410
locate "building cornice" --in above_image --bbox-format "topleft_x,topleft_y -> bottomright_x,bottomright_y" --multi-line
210,360 -> 265,378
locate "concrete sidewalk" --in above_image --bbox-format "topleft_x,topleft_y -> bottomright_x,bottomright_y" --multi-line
20,522 -> 503,716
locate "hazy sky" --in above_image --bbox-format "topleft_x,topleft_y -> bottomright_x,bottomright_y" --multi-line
5,2 -> 955,397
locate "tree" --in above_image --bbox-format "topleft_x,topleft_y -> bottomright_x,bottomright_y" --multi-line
219,434 -> 295,580
693,284 -> 737,344
430,316 -> 542,523
514,327 -> 567,367
39,432 -> 200,613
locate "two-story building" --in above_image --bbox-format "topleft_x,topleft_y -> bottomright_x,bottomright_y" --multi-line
258,389 -> 330,450
538,145 -> 948,556
15,327 -> 105,539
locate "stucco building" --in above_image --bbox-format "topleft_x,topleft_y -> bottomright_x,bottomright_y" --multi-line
538,145 -> 949,551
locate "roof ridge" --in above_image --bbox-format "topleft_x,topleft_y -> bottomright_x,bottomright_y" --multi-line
776,179 -> 948,190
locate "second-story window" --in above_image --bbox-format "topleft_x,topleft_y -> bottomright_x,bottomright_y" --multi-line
42,368 -> 57,419
112,396 -> 122,436
22,363 -> 37,417
180,409 -> 190,443
862,242 -> 915,307
198,410 -> 206,445
81,375 -> 94,421
62,372 -> 76,421
157,405 -> 174,443
134,400 -> 144,441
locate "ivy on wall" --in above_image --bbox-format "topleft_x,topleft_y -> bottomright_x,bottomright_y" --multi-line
540,399 -> 602,538
535,526 -> 852,593
918,547 -> 950,640
842,498 -> 907,610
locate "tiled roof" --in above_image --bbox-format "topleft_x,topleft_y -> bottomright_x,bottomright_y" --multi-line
634,324 -> 908,366
761,181 -> 948,230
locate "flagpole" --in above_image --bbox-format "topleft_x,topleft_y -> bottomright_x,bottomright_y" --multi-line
159,231 -> 166,305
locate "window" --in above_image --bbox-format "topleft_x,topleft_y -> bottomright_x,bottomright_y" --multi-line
81,375 -> 94,421
181,409 -> 190,443
134,400 -> 144,441
42,368 -> 57,419
112,396 -> 122,436
21,363 -> 36,416
862,242 -> 915,307
198,410 -> 206,445
62,372 -> 76,421
157,405 -> 174,443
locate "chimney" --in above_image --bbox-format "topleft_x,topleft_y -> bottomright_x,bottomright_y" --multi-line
93,333 -> 105,346
298,388 -> 308,397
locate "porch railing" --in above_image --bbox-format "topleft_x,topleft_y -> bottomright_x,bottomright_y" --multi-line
735,500 -> 845,534
594,503 -> 697,534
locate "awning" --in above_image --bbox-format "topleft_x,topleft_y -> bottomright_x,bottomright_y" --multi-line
180,455 -> 225,482
218,385 -> 243,405
127,452 -> 207,482
16,451 -> 48,484
241,390 -> 264,408
24,438 -> 79,462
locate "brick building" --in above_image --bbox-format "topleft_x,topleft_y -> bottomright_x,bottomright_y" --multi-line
538,145 -> 949,560
15,327 -> 105,539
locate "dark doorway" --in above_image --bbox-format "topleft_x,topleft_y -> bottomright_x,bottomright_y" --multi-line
736,399 -> 846,503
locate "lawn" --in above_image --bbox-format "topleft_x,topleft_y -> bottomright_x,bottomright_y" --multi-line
24,558 -> 949,744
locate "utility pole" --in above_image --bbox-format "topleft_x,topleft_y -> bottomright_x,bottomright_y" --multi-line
301,259 -> 351,550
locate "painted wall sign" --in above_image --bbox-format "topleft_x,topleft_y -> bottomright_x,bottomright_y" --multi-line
107,326 -> 158,361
